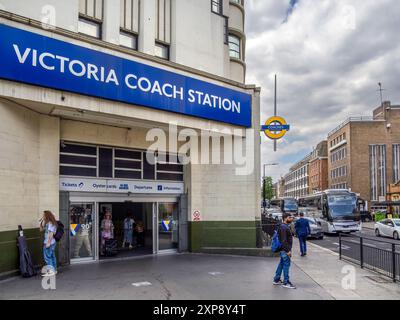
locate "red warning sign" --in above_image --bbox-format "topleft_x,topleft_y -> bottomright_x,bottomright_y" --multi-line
193,210 -> 201,222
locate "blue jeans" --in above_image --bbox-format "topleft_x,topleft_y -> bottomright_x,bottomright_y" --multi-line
43,243 -> 57,271
274,251 -> 291,284
299,235 -> 307,255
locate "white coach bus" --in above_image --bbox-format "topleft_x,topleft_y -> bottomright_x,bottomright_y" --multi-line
298,190 -> 362,234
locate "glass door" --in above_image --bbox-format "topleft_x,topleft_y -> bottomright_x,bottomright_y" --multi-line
157,203 -> 179,251
69,203 -> 95,262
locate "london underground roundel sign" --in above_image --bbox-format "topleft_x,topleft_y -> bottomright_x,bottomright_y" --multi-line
262,116 -> 290,140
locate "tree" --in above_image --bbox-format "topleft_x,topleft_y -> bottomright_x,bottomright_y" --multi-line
262,176 -> 274,202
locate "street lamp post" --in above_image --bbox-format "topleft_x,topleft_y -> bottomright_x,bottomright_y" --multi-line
262,163 -> 279,214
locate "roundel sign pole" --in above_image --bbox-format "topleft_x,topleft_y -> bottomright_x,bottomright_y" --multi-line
260,75 -> 290,152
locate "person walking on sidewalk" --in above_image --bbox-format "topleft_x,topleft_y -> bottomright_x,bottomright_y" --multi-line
295,212 -> 311,257
273,213 -> 296,289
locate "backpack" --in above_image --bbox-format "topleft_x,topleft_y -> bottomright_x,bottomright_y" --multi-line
271,225 -> 282,253
54,221 -> 65,242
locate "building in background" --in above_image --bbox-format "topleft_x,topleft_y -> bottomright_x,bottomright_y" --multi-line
327,101 -> 400,205
0,0 -> 261,275
272,177 -> 285,199
283,153 -> 312,199
309,141 -> 328,194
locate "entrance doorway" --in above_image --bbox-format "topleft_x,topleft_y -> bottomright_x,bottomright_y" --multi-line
66,197 -> 182,264
98,202 -> 153,259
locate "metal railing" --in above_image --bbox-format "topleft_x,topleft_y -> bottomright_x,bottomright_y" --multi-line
339,233 -> 400,282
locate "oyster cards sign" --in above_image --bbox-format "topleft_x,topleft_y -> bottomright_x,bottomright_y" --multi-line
0,24 -> 252,127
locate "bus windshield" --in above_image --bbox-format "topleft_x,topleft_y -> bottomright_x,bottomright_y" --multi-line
284,199 -> 298,212
327,194 -> 357,218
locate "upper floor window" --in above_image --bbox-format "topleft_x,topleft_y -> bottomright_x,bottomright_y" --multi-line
212,0 -> 223,15
229,34 -> 241,59
78,17 -> 101,38
155,42 -> 170,60
119,30 -> 138,50
155,0 -> 171,59
78,0 -> 104,39
120,0 -> 140,49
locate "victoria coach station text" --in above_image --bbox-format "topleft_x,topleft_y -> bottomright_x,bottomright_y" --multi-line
13,44 -> 242,114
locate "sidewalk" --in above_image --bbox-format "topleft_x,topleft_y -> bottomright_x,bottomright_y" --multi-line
1,245 -> 399,300
292,239 -> 400,300
0,253 -> 331,300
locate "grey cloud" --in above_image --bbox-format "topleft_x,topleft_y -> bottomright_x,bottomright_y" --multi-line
248,0 -> 400,181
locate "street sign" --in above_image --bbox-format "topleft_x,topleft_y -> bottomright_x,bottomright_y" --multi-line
261,116 -> 290,140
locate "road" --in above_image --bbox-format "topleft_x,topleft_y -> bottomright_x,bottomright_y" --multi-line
309,226 -> 400,254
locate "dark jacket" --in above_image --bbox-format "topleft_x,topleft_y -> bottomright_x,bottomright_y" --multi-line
278,223 -> 293,253
295,218 -> 311,237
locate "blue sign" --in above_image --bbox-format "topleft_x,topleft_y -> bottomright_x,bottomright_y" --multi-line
0,24 -> 252,127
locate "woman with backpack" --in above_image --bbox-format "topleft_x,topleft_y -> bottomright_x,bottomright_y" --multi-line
39,210 -> 58,276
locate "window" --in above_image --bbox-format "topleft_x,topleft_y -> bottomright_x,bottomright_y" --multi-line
155,42 -> 169,60
78,17 -> 101,38
78,0 -> 103,38
120,0 -> 140,33
120,0 -> 139,49
119,30 -> 138,49
393,144 -> 400,182
370,145 -> 387,201
156,0 -> 171,44
60,142 -> 184,182
223,16 -> 229,45
231,0 -> 243,5
212,0 -> 223,15
229,34 -> 241,59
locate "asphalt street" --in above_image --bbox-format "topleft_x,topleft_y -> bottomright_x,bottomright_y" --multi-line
308,227 -> 400,254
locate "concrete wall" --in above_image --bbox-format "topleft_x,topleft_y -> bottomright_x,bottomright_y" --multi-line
0,99 -> 59,232
0,99 -> 59,274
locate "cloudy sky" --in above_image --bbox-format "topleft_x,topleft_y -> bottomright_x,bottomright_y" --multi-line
245,0 -> 400,182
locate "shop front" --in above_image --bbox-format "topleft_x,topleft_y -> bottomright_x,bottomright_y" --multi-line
58,141 -> 186,264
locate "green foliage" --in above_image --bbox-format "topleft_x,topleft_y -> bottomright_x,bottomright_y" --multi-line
262,176 -> 274,201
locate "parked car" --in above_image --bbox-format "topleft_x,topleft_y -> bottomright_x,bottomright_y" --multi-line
375,219 -> 400,240
291,216 -> 324,240
266,208 -> 282,222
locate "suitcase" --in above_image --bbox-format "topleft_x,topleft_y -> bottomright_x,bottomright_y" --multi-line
105,239 -> 118,257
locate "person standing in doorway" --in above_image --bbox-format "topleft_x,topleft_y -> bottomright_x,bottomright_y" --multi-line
122,213 -> 135,250
100,210 -> 114,255
135,220 -> 145,248
295,212 -> 311,257
273,213 -> 296,289
39,210 -> 58,276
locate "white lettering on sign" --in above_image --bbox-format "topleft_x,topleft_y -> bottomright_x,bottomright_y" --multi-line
12,44 -> 241,114
59,178 -> 184,194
